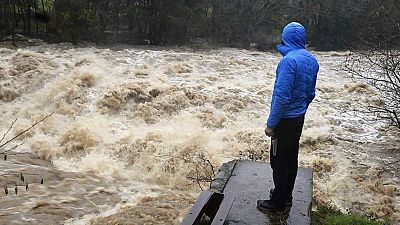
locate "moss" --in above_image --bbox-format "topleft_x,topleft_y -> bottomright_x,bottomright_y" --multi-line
326,214 -> 390,225
311,205 -> 342,225
311,205 -> 390,225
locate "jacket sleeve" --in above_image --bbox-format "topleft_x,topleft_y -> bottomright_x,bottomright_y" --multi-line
306,64 -> 319,107
266,57 -> 296,129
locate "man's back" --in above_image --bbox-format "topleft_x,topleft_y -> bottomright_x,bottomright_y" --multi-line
281,49 -> 319,118
267,22 -> 319,129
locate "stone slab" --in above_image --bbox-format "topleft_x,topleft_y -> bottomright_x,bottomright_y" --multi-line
217,160 -> 313,225
210,160 -> 238,193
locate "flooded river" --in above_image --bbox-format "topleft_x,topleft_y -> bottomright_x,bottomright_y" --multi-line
0,43 -> 398,224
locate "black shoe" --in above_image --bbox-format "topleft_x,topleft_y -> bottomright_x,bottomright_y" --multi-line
269,189 -> 293,206
256,199 -> 287,214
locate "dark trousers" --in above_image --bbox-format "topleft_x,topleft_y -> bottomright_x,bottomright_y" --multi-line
270,115 -> 305,206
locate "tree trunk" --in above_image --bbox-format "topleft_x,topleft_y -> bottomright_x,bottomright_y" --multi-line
41,0 -> 47,33
34,0 -> 38,34
27,1 -> 31,34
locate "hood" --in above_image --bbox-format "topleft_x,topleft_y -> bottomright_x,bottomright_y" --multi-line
277,22 -> 306,56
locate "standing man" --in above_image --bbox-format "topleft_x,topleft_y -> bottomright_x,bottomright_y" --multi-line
257,22 -> 319,213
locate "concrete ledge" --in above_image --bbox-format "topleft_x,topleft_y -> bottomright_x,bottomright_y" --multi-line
209,160 -> 238,193
209,160 -> 313,225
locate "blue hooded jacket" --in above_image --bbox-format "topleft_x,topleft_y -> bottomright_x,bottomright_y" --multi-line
266,22 -> 319,129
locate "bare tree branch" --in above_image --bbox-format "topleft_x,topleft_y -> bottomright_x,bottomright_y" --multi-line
0,119 -> 17,145
1,141 -> 25,155
0,111 -> 54,151
343,48 -> 400,129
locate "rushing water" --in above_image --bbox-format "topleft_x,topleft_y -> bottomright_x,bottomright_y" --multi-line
0,43 -> 398,224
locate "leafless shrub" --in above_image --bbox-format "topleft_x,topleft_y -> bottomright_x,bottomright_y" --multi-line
0,112 -> 53,195
157,145 -> 216,191
184,152 -> 216,191
343,49 -> 400,129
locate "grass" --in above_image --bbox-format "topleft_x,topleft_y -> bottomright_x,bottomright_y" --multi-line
311,205 -> 390,225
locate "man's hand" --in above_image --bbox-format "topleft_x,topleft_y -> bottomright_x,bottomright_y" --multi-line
264,127 -> 274,137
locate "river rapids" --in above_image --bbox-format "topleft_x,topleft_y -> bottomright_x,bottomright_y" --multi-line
0,42 -> 398,224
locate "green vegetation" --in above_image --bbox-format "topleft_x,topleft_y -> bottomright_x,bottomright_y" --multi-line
311,205 -> 391,225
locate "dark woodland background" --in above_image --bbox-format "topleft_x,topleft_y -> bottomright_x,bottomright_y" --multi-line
1,0 -> 399,50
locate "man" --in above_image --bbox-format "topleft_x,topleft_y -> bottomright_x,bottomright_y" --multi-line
257,22 -> 319,213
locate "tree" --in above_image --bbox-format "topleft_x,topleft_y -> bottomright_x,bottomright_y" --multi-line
53,0 -> 104,44
210,0 -> 287,47
343,0 -> 400,129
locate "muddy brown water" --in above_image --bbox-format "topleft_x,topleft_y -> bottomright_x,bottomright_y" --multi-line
0,154 -> 120,224
0,43 -> 398,224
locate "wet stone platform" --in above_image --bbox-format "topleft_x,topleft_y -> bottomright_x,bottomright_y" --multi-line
210,160 -> 313,225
